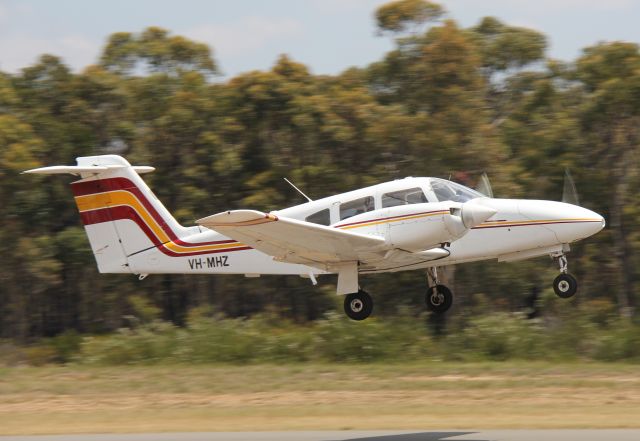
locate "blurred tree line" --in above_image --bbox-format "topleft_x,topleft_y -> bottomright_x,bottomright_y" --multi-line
1,1 -> 638,341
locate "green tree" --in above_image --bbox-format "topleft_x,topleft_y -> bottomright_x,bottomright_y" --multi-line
101,27 -> 217,77
375,0 -> 444,35
573,42 -> 640,317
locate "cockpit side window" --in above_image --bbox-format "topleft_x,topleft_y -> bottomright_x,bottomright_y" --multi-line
305,208 -> 331,226
382,187 -> 427,208
430,179 -> 483,203
339,196 -> 374,220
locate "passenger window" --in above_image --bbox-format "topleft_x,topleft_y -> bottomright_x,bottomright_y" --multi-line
305,208 -> 331,226
339,196 -> 374,220
382,188 -> 427,208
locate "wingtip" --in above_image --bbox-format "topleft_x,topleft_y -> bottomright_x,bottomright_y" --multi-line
197,210 -> 277,228
22,167 -> 43,174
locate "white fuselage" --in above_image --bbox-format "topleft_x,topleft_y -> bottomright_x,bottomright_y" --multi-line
126,177 -> 604,277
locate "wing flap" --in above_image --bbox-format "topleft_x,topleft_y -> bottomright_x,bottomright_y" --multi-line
197,210 -> 386,266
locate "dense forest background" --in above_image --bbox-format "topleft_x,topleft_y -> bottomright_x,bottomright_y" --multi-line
1,0 -> 639,344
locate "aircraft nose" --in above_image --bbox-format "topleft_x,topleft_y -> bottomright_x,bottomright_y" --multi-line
519,200 -> 605,243
563,204 -> 605,240
579,206 -> 606,236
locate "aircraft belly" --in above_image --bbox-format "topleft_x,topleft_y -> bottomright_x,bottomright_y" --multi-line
360,223 -> 560,273
448,223 -> 559,261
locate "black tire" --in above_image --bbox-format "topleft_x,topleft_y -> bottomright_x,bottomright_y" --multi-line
426,284 -> 453,314
344,290 -> 373,321
554,273 -> 578,298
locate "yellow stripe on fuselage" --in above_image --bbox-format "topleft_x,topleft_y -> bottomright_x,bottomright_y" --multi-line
74,190 -> 245,254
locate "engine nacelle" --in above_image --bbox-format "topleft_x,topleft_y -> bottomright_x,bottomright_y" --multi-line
386,201 -> 497,251
444,200 -> 498,239
384,203 -> 459,251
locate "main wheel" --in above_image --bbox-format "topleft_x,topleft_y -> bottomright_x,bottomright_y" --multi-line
553,273 -> 578,298
344,290 -> 373,321
426,284 -> 453,314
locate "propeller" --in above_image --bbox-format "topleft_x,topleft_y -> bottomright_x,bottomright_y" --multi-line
476,172 -> 494,198
562,168 -> 580,206
473,169 -> 580,205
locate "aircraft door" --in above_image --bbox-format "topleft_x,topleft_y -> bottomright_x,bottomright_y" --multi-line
376,208 -> 391,240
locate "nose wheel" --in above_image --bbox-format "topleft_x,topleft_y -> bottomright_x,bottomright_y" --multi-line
344,289 -> 373,320
552,254 -> 578,298
554,273 -> 578,298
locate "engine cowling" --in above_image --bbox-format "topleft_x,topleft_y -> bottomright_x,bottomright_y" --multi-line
445,200 -> 497,238
386,201 -> 496,251
383,203 -> 455,251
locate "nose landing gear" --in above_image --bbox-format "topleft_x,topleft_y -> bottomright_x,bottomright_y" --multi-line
426,267 -> 453,314
552,254 -> 578,298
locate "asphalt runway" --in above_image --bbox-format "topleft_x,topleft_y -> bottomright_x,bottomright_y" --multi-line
1,431 -> 639,441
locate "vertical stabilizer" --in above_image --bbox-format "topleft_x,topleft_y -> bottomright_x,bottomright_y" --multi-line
24,155 -> 199,273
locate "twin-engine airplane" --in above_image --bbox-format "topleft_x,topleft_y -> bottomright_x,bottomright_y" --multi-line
25,155 -> 605,320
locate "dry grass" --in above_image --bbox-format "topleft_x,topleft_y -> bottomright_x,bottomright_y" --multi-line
0,362 -> 639,434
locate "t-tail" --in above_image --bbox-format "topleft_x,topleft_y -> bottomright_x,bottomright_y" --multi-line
23,155 -> 203,273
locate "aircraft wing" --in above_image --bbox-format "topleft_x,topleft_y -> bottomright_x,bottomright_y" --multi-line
196,210 -> 387,267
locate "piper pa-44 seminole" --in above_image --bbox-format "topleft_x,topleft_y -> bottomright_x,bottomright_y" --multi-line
25,155 -> 605,320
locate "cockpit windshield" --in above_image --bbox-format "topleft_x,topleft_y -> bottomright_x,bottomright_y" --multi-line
430,178 -> 484,203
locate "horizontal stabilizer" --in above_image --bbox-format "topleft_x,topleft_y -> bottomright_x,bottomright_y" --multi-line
23,165 -> 155,175
22,165 -> 108,175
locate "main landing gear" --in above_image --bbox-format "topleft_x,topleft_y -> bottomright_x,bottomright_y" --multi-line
425,267 -> 453,314
340,266 -> 454,321
344,289 -> 374,321
552,254 -> 578,298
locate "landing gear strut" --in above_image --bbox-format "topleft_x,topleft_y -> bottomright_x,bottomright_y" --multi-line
344,289 -> 373,320
552,254 -> 578,298
426,267 -> 453,314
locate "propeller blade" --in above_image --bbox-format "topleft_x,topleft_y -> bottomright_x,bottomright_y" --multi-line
476,172 -> 494,198
562,168 -> 580,206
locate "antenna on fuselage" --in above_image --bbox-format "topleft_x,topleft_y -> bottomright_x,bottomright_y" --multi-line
283,177 -> 313,202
